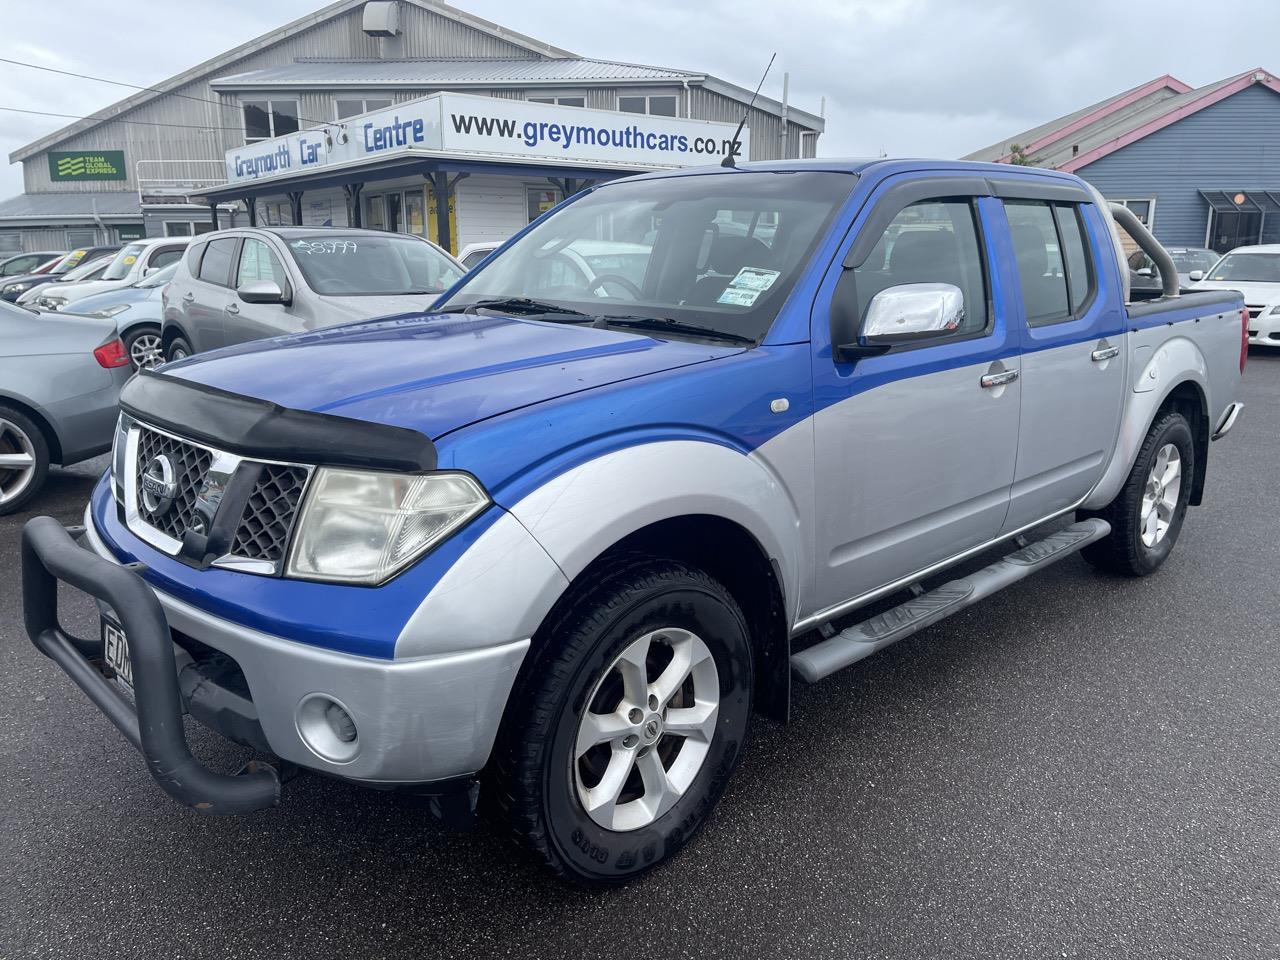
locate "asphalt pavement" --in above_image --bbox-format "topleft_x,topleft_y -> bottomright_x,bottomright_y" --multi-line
2,354 -> 1278,959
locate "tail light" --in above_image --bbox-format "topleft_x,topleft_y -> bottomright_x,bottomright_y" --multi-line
1240,306 -> 1249,373
94,337 -> 130,369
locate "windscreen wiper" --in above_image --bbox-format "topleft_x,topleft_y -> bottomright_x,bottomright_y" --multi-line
436,297 -> 592,319
592,315 -> 756,344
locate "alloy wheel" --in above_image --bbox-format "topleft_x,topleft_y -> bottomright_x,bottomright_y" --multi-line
573,627 -> 719,832
1140,442 -> 1182,547
129,333 -> 164,370
0,418 -> 37,507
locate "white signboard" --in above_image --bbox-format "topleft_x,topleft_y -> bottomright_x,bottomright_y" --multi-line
225,92 -> 749,186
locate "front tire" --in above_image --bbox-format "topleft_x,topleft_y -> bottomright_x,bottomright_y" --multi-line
488,559 -> 753,885
1081,410 -> 1194,576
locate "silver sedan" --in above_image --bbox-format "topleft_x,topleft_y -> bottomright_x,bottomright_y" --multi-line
0,301 -> 134,514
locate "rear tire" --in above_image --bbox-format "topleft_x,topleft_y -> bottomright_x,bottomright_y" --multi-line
0,404 -> 51,516
487,558 -> 753,886
1081,410 -> 1194,576
166,335 -> 193,363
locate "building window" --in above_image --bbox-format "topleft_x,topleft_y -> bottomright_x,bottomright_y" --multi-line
1113,198 -> 1155,229
529,96 -> 586,108
0,233 -> 20,254
335,97 -> 394,120
163,221 -> 216,237
66,229 -> 98,247
243,99 -> 300,143
617,94 -> 678,117
527,187 -> 562,223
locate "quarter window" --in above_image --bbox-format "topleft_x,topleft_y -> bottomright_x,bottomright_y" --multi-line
198,238 -> 237,286
243,99 -> 300,143
853,199 -> 991,337
1005,200 -> 1094,327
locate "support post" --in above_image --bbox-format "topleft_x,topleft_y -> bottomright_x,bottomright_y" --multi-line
426,171 -> 469,253
208,201 -> 219,231
287,191 -> 304,226
342,183 -> 363,228
245,199 -> 257,227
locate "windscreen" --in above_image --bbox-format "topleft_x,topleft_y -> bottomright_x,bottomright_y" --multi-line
436,171 -> 856,342
50,250 -> 88,274
285,235 -> 463,296
63,255 -> 114,281
1169,250 -> 1218,274
1205,252 -> 1280,283
102,243 -> 146,281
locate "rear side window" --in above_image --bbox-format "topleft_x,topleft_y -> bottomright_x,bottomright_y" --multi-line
197,238 -> 237,287
1005,200 -> 1094,326
853,198 -> 990,336
149,246 -> 184,271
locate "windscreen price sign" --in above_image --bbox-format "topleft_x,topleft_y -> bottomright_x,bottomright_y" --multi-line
48,150 -> 127,182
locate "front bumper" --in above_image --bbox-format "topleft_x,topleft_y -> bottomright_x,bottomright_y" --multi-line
1247,311 -> 1280,346
23,511 -> 531,810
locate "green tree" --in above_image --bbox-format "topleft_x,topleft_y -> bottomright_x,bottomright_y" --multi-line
1006,143 -> 1036,166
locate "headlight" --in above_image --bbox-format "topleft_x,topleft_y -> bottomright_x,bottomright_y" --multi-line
42,297 -> 66,310
90,304 -> 130,319
3,282 -> 30,295
285,468 -> 489,584
1266,304 -> 1280,317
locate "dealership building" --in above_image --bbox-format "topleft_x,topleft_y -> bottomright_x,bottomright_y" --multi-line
967,68 -> 1280,254
0,0 -> 823,256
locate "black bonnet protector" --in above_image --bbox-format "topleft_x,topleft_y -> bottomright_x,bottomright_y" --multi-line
120,370 -> 437,472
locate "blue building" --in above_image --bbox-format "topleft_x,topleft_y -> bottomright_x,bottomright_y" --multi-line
967,69 -> 1280,254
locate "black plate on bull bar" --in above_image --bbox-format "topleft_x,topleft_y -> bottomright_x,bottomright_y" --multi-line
101,614 -> 133,690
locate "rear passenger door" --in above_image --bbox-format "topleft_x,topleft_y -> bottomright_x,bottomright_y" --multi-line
183,236 -> 239,352
811,180 -> 1022,612
998,188 -> 1126,531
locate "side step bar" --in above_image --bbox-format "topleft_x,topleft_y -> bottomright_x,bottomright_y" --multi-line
790,518 -> 1111,683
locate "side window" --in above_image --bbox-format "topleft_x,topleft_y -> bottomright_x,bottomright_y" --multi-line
853,198 -> 990,336
1004,200 -> 1070,326
197,238 -> 237,287
1005,200 -> 1094,327
236,238 -> 287,288
149,247 -> 184,271
1054,204 -> 1094,312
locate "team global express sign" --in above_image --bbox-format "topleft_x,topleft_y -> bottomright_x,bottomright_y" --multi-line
226,92 -> 748,184
48,150 -> 127,181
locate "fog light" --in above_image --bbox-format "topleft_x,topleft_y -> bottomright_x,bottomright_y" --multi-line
296,694 -> 360,763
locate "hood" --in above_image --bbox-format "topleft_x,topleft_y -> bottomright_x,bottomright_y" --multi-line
65,284 -> 158,315
1188,278 -> 1280,306
165,312 -> 741,440
44,278 -> 129,303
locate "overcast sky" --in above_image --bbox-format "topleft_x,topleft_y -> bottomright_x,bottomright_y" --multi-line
2,0 -> 1280,197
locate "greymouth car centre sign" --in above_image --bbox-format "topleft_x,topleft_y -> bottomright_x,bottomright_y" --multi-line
224,91 -> 750,185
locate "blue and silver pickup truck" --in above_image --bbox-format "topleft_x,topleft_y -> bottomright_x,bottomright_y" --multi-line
22,159 -> 1246,885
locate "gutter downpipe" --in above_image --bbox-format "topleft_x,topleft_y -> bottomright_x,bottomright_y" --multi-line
780,72 -> 789,159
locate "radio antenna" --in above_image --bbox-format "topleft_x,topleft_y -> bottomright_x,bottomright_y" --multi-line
721,52 -> 776,168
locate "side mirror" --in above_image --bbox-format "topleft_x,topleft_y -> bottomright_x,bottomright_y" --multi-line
832,281 -> 965,362
238,279 -> 287,305
1188,270 -> 1204,282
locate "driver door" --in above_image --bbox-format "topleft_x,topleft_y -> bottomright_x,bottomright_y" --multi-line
222,237 -> 299,347
809,183 -> 1021,614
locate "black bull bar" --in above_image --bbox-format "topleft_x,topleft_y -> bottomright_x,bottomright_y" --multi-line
22,515 -> 280,814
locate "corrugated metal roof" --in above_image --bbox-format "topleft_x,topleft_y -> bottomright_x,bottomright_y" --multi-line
211,57 -> 702,88
0,192 -> 142,220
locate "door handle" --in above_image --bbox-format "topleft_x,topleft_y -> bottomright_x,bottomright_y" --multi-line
225,303 -> 239,315
1091,345 -> 1120,362
980,369 -> 1018,389
182,292 -> 195,302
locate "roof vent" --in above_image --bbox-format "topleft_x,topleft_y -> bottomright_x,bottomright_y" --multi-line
362,1 -> 401,37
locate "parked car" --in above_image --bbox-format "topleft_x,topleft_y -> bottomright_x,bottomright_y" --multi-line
1182,243 -> 1280,346
22,160 -> 1246,885
161,227 -> 463,360
13,254 -> 116,308
0,301 -> 132,515
1,245 -> 122,302
1128,246 -> 1220,289
458,241 -> 501,270
21,237 -> 188,311
63,262 -> 178,370
0,250 -> 64,278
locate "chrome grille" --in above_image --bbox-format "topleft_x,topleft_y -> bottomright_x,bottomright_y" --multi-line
134,427 -> 212,541
230,465 -> 310,563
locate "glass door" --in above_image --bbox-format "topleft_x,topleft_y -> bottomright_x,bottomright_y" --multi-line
1210,209 -> 1263,254
364,195 -> 387,231
404,190 -> 426,237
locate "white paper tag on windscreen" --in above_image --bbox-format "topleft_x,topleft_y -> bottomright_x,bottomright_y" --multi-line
716,266 -> 780,306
